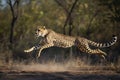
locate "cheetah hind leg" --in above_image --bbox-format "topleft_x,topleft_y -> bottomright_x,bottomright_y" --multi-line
75,38 -> 107,59
94,49 -> 107,59
83,47 -> 107,59
87,47 -> 107,59
76,41 -> 107,59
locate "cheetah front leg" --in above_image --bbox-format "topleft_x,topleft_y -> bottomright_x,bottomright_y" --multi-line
37,43 -> 53,58
24,47 -> 35,53
24,45 -> 41,53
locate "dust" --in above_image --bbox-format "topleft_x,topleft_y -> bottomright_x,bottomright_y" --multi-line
10,58 -> 90,72
12,62 -> 67,72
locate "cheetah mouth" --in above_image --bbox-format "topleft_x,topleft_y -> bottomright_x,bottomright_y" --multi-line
35,33 -> 39,37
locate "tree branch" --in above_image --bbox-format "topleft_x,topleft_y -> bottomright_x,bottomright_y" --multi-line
8,0 -> 14,17
54,0 -> 68,13
13,0 -> 17,7
63,0 -> 78,34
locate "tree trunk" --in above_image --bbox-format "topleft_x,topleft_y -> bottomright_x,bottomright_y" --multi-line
8,0 -> 20,44
10,17 -> 17,43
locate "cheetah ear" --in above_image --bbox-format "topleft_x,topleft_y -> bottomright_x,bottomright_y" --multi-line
43,26 -> 46,30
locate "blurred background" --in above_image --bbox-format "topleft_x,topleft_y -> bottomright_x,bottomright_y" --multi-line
0,0 -> 120,66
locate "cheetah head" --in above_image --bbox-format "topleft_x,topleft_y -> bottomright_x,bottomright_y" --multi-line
35,26 -> 48,37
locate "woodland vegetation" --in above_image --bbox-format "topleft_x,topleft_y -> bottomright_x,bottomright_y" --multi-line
0,0 -> 120,66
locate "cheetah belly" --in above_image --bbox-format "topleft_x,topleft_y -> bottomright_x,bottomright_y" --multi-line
53,39 -> 74,48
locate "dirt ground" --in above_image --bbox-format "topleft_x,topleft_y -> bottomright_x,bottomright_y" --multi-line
0,71 -> 120,80
0,64 -> 120,80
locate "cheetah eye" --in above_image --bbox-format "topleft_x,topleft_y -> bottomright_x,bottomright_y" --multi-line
37,29 -> 40,32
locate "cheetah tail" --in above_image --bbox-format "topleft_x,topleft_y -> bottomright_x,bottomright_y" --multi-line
88,35 -> 117,48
